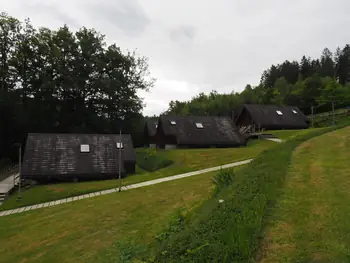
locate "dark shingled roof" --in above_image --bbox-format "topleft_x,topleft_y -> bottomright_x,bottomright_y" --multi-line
236,104 -> 309,129
145,119 -> 158,136
22,133 -> 135,178
159,115 -> 245,146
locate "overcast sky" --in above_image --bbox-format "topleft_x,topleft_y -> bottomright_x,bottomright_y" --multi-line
3,0 -> 350,116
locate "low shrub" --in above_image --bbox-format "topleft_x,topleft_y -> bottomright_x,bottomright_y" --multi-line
136,149 -> 173,172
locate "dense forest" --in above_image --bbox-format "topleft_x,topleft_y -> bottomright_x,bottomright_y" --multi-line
0,13 -> 154,161
1,12 -> 350,162
166,47 -> 350,117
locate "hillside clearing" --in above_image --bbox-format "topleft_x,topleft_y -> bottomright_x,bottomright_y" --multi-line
0,140 -> 273,211
0,168 -> 243,263
260,126 -> 350,262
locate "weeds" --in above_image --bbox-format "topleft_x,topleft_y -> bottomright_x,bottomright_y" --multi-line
211,169 -> 235,197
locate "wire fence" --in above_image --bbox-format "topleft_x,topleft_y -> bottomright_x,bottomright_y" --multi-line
309,107 -> 350,128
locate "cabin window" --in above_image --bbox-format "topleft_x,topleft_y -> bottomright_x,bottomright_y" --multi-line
170,120 -> 176,125
116,142 -> 124,149
276,110 -> 283,116
195,123 -> 204,128
80,144 -> 90,153
292,110 -> 297,114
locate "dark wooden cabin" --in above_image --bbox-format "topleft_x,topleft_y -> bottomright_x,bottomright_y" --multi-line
21,133 -> 136,183
156,115 -> 246,149
144,119 -> 158,148
235,104 -> 309,132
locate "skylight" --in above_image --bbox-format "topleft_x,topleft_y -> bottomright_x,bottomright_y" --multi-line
276,110 -> 283,116
292,110 -> 297,114
170,120 -> 176,125
80,144 -> 90,153
116,142 -> 124,149
195,123 -> 204,128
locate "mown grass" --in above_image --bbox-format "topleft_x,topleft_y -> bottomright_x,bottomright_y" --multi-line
146,124 -> 349,263
0,140 -> 273,211
0,168 -> 243,263
259,126 -> 350,262
269,128 -> 325,140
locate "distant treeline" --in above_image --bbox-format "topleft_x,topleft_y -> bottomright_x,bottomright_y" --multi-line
165,46 -> 350,116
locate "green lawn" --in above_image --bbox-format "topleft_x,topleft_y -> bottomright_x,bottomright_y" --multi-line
148,125 -> 348,262
260,126 -> 350,262
269,128 -> 325,140
0,168 -> 241,263
0,140 -> 274,211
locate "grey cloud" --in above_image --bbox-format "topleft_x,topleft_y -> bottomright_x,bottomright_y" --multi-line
87,0 -> 150,37
169,25 -> 196,42
21,2 -> 80,29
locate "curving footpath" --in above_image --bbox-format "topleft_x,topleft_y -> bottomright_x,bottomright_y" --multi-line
0,159 -> 253,217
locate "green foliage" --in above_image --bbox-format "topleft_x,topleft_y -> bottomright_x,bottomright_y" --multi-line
0,12 -> 154,160
154,211 -> 186,242
148,124 -> 349,263
211,169 -> 235,197
136,149 -> 173,172
102,240 -> 147,263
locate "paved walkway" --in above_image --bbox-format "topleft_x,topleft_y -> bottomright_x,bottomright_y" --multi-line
0,159 -> 252,217
266,138 -> 284,143
0,173 -> 19,195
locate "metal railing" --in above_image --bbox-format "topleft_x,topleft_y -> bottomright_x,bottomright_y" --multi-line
0,164 -> 19,182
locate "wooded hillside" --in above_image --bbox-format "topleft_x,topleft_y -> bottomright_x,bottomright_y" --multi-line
166,46 -> 350,117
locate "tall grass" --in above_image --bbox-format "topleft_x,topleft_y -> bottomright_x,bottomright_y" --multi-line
147,123 -> 350,263
211,169 -> 235,197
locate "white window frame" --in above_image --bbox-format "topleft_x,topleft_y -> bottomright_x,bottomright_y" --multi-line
170,120 -> 176,125
80,144 -> 90,153
276,110 -> 283,116
116,142 -> 124,149
195,122 -> 204,128
292,110 -> 297,114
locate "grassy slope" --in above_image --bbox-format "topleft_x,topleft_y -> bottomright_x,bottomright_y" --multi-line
269,128 -> 325,140
260,127 -> 350,262
0,168 -> 242,263
149,124 -> 349,263
0,140 -> 273,211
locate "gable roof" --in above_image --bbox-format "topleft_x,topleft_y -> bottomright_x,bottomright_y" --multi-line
145,119 -> 158,137
236,104 -> 309,129
22,133 -> 135,177
158,115 -> 245,146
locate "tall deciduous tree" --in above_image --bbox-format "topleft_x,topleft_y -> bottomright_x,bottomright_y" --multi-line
0,13 -> 154,159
